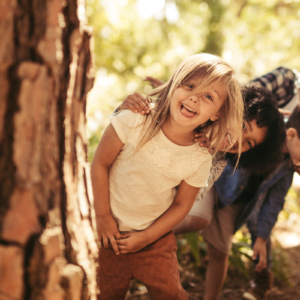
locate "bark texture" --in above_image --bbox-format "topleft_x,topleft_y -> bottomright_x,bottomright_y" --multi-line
0,0 -> 98,299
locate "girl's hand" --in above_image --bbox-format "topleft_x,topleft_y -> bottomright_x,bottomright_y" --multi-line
97,214 -> 121,255
117,231 -> 148,254
144,76 -> 164,88
194,132 -> 213,153
119,93 -> 152,115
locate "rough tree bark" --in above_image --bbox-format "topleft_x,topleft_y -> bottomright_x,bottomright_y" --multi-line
0,0 -> 98,299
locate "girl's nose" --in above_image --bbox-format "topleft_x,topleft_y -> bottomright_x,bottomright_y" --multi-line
189,95 -> 198,103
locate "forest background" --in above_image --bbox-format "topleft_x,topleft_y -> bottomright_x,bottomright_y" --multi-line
85,0 -> 300,298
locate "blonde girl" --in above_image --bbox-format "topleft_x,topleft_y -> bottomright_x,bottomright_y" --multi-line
142,53 -> 243,155
91,53 -> 244,300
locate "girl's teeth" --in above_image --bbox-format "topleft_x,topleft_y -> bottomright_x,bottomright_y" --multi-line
183,104 -> 196,113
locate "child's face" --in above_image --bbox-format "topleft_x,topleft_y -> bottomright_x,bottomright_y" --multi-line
169,78 -> 226,131
286,128 -> 300,174
224,119 -> 268,153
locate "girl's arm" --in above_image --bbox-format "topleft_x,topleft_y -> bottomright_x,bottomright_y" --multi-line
91,124 -> 124,255
117,180 -> 200,253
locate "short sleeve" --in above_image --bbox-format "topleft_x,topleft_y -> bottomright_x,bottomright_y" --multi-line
109,110 -> 146,143
184,154 -> 212,188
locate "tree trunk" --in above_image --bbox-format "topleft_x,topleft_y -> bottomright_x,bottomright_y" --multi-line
0,0 -> 98,299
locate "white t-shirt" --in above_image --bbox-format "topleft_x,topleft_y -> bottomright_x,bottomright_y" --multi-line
109,110 -> 212,232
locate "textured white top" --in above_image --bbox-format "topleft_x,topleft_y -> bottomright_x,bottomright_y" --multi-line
109,110 -> 212,231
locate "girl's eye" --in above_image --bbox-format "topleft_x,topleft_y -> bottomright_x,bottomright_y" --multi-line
205,94 -> 213,101
185,83 -> 194,89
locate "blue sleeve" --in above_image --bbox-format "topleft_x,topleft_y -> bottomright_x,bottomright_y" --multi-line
255,171 -> 294,240
214,164 -> 249,207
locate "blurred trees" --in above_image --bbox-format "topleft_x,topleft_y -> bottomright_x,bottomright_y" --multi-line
85,0 -> 300,158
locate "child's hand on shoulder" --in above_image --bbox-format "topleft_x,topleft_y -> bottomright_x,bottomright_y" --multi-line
116,231 -> 148,254
194,131 -> 213,153
119,93 -> 152,115
97,214 -> 121,255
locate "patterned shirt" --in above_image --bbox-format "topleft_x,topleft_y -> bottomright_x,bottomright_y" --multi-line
251,66 -> 300,108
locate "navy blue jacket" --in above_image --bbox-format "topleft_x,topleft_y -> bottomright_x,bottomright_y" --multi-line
214,159 -> 294,240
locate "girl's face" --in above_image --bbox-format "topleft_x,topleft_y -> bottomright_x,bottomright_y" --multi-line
221,119 -> 268,153
169,77 -> 227,132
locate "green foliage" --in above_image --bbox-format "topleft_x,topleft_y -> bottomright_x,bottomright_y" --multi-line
222,0 -> 300,80
183,232 -> 207,266
280,185 -> 300,219
271,238 -> 292,285
229,241 -> 252,279
177,229 -> 253,277
176,233 -> 208,278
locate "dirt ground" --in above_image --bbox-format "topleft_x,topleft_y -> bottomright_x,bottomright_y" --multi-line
184,243 -> 300,300
127,215 -> 300,300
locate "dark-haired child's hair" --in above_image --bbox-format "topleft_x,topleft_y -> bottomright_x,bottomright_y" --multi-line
226,85 -> 286,176
286,104 -> 300,135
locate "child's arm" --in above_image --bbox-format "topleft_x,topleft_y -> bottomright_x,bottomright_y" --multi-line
116,76 -> 164,113
91,124 -> 124,255
143,76 -> 165,88
117,93 -> 151,114
117,180 -> 200,253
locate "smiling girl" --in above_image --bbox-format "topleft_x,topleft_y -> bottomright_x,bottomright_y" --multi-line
91,53 -> 244,300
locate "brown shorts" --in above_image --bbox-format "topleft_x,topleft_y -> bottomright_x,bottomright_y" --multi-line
97,231 -> 188,300
201,202 -> 243,254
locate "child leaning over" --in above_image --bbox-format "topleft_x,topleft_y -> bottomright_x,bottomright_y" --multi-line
91,53 -> 244,300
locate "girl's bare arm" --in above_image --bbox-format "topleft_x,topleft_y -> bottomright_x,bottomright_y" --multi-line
91,124 -> 124,255
117,180 -> 200,253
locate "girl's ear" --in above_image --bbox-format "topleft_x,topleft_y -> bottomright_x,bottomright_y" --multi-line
210,113 -> 220,122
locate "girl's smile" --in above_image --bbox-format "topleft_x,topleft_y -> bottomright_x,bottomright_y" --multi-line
180,103 -> 198,118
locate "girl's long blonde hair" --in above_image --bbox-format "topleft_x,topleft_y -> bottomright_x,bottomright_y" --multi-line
139,53 -> 244,164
